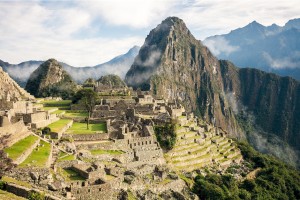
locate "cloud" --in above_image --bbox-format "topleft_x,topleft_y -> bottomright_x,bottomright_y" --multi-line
263,51 -> 300,69
0,0 -> 300,66
203,36 -> 239,56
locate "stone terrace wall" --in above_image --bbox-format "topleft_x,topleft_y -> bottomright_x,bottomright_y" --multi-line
5,183 -> 64,200
71,183 -> 115,200
70,133 -> 109,141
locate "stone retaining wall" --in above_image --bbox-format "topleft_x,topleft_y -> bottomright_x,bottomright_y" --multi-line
70,133 -> 109,141
4,183 -> 64,200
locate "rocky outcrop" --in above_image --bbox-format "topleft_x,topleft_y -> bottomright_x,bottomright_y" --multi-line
125,17 -> 241,137
0,67 -> 34,101
25,59 -> 77,98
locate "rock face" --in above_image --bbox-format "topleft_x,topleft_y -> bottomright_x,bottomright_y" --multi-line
0,66 -> 34,101
220,60 -> 300,153
125,17 -> 241,137
25,59 -> 77,98
125,17 -> 300,164
97,74 -> 127,88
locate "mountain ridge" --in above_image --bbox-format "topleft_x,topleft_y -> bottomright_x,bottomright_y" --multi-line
0,46 -> 140,86
204,18 -> 300,80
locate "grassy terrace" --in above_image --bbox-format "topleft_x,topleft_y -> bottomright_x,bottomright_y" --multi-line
57,151 -> 75,162
42,100 -> 72,107
66,122 -> 106,134
48,119 -> 72,133
90,149 -> 123,155
4,135 -> 38,161
60,168 -> 85,181
1,176 -> 31,188
19,140 -> 51,168
63,111 -> 88,118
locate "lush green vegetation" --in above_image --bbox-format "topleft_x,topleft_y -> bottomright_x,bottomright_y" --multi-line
19,141 -> 51,167
154,123 -> 176,150
1,176 -> 31,188
63,111 -> 88,118
90,149 -> 123,155
4,135 -> 38,161
193,141 -> 300,200
57,151 -> 75,162
47,119 -> 72,133
66,122 -> 106,134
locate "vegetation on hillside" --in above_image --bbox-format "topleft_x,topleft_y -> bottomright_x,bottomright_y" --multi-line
193,141 -> 300,200
154,123 -> 176,151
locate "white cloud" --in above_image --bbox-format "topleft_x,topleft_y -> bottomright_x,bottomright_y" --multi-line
203,36 -> 239,56
263,51 -> 300,69
0,0 -> 300,67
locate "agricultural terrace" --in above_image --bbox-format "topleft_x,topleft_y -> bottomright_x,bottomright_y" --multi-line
48,119 -> 72,133
19,140 -> 51,168
66,122 -> 107,134
4,135 -> 39,161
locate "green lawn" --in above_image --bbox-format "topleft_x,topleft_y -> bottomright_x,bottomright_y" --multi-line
48,119 -> 72,133
90,149 -> 123,155
63,111 -> 88,118
66,122 -> 106,134
4,135 -> 38,161
42,100 -> 71,107
57,151 -> 75,162
53,110 -> 65,115
19,140 -> 51,168
61,168 -> 85,181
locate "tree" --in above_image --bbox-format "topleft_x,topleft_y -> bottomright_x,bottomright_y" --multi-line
0,135 -> 16,179
73,89 -> 98,129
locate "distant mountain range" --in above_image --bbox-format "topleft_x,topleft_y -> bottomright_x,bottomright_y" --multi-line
204,18 -> 300,80
0,46 -> 140,87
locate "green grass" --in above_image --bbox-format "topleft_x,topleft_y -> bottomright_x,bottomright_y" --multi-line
19,140 -> 51,168
53,110 -> 65,115
57,151 -> 75,161
2,176 -> 31,188
42,100 -> 71,107
4,135 -> 38,161
90,149 -> 123,155
61,168 -> 85,181
0,190 -> 27,200
48,119 -> 72,133
66,122 -> 106,134
63,111 -> 88,118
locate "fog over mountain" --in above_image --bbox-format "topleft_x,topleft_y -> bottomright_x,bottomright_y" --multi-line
0,46 -> 140,87
204,18 -> 300,80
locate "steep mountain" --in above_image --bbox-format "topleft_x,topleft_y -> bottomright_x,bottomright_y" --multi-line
126,17 -> 242,137
97,74 -> 127,88
125,17 -> 300,167
25,59 -> 77,99
0,46 -> 139,86
204,18 -> 300,80
0,67 -> 34,101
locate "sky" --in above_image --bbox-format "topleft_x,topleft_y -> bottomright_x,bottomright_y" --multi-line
0,0 -> 300,67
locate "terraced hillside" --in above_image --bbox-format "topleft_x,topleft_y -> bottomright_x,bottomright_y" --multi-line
165,116 -> 242,172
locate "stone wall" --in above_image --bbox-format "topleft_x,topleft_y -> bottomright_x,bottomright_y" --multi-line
69,133 -> 109,141
50,120 -> 73,139
70,183 -> 115,200
4,183 -> 64,200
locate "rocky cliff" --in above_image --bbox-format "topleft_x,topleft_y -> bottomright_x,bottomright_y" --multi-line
125,17 -> 241,137
220,60 -> 300,155
125,17 -> 300,166
25,59 -> 77,99
0,67 -> 34,101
